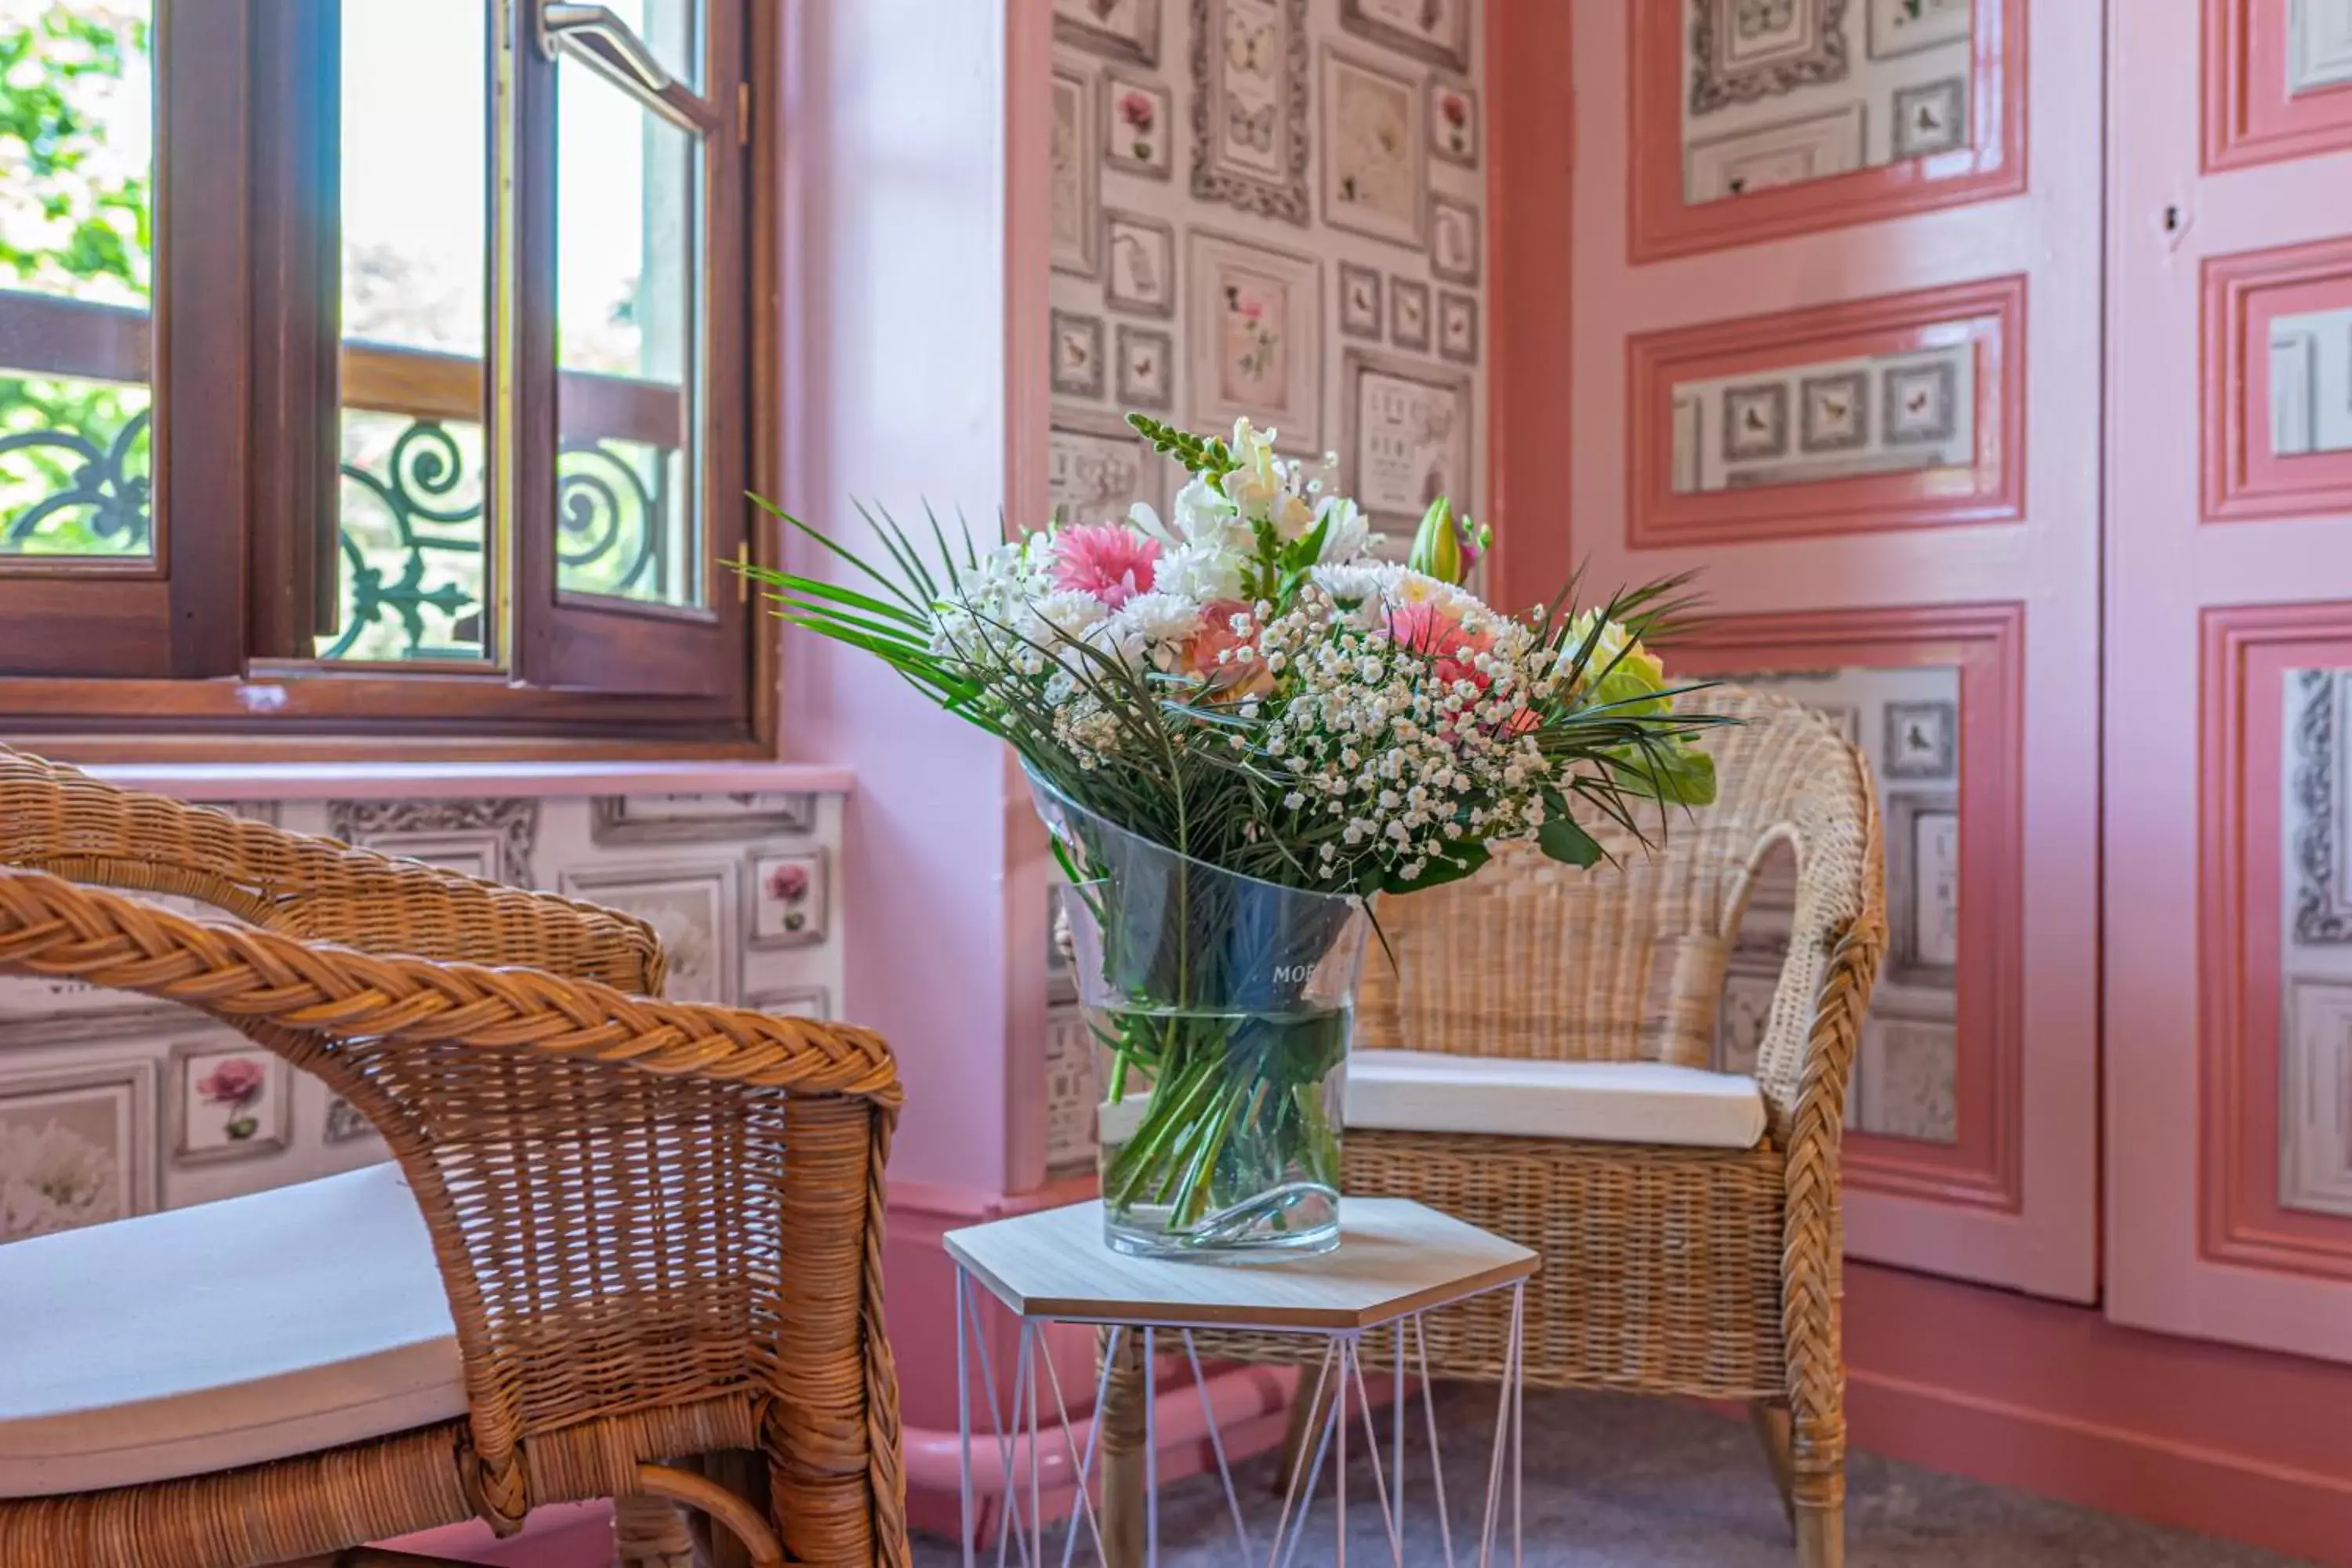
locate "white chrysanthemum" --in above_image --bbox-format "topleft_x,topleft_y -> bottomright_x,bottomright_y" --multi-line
1154,540 -> 1247,604
1108,590 -> 1206,646
1018,588 -> 1111,648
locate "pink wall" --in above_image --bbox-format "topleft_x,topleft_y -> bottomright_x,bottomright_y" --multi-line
771,0 -> 1047,1200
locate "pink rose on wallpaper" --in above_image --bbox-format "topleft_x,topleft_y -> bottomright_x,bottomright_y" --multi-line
1441,92 -> 1468,131
198,1058 -> 265,1111
1119,91 -> 1155,134
198,1057 -> 267,1142
765,862 -> 811,905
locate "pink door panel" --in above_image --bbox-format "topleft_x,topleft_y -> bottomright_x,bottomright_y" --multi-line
2109,0 -> 2352,1363
1547,0 -> 2101,1299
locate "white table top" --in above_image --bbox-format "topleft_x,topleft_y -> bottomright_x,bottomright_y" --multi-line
943,1199 -> 1537,1331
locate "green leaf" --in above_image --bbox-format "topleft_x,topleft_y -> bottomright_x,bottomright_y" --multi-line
1537,815 -> 1605,868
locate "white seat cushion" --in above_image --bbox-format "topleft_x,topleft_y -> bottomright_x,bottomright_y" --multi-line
0,1163 -> 464,1498
1344,1049 -> 1768,1150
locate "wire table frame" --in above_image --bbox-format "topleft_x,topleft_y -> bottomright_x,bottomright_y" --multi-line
944,1198 -> 1537,1567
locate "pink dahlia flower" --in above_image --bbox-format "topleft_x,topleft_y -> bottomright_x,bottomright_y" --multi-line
1051,524 -> 1160,610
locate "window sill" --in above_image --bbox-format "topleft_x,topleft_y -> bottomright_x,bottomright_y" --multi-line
87,758 -> 854,801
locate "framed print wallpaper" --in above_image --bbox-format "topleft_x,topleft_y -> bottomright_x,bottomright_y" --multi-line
1631,0 -> 2026,261
1104,71 -> 1174,177
1190,0 -> 1310,223
1050,406 -> 1171,526
560,862 -> 739,1004
0,1059 -> 158,1241
1055,0 -> 1163,65
746,850 -> 829,949
590,792 -> 816,844
1103,209 -> 1178,317
1321,45 -> 1425,246
1342,348 -> 1472,535
1339,0 -> 1470,71
1051,308 -> 1109,401
172,1039 -> 291,1164
1116,324 -> 1175,410
1051,63 -> 1101,275
1186,229 -> 1323,448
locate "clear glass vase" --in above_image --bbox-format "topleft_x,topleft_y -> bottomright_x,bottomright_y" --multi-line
1033,773 -> 1374,1259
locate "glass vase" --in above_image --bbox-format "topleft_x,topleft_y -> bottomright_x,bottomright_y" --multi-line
1033,773 -> 1374,1259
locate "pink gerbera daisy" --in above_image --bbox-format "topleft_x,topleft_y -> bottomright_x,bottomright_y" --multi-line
1051,524 -> 1160,610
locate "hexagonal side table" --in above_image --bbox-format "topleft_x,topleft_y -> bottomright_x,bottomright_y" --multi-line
942,1198 -> 1537,1567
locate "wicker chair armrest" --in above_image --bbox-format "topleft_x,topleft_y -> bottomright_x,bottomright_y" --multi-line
0,864 -> 900,1107
0,747 -> 666,990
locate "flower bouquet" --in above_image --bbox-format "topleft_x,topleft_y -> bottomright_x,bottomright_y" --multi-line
742,416 -> 1721,1258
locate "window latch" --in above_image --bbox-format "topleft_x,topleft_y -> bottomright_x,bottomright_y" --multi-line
535,2 -> 673,94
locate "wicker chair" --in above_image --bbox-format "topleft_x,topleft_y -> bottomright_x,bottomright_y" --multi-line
1102,687 -> 1884,1567
0,747 -> 908,1568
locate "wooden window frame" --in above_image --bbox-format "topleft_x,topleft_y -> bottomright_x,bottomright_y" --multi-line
0,0 -> 779,761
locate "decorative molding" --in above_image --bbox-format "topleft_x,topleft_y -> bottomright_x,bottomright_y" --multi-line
1631,0 -> 2026,263
326,797 -> 539,884
1189,0 -> 1311,225
1676,604 -> 2025,1213
2197,603 -> 2352,1282
1628,275 -> 2024,547
2201,237 -> 2352,524
2204,0 -> 2352,172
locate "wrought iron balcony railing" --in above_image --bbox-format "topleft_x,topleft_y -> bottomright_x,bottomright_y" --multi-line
0,289 -> 684,660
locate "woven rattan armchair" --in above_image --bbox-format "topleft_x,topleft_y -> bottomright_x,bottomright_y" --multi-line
1101,687 -> 1884,1566
0,747 -> 907,1568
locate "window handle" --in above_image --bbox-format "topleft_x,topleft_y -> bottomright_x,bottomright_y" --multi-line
535,2 -> 672,94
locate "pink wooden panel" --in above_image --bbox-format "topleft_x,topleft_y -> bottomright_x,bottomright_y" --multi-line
2199,604 -> 2352,1282
2204,0 -> 2352,172
2203,235 -> 2352,522
1626,0 -> 2026,263
1676,604 -> 2024,1214
2107,0 -> 2352,1367
1625,275 -> 2024,547
1559,0 -> 2101,1302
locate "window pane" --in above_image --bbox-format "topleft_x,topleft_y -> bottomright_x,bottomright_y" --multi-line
327,0 -> 489,660
556,53 -> 702,609
605,0 -> 702,94
0,0 -> 154,560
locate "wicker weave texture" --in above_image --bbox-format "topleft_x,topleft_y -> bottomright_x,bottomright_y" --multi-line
1109,688 -> 1886,1565
0,747 -> 909,1568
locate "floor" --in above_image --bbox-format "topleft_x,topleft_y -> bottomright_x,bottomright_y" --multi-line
913,1385 -> 2313,1566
